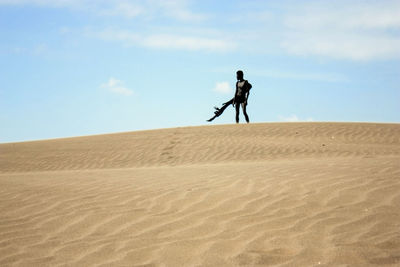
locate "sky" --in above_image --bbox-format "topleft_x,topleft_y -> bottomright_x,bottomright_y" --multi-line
1,0 -> 400,143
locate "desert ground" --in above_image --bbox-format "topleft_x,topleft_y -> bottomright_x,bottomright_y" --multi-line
1,122 -> 399,266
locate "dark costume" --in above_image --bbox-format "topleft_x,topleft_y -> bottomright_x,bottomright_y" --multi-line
234,80 -> 251,123
207,77 -> 252,123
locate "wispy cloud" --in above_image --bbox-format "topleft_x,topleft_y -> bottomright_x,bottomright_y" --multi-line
142,34 -> 234,52
281,1 -> 400,61
0,0 -> 206,21
3,0 -> 399,61
279,114 -> 314,122
101,78 -> 133,96
284,1 -> 400,30
92,28 -> 236,52
282,30 -> 400,61
97,2 -> 144,18
153,0 -> 207,22
1,43 -> 49,56
213,82 -> 233,94
0,0 -> 83,9
210,0 -> 400,61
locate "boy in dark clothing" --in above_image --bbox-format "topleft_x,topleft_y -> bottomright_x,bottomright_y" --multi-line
233,70 -> 252,123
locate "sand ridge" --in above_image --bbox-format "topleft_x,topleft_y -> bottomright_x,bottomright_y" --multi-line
1,122 -> 399,173
1,122 -> 400,266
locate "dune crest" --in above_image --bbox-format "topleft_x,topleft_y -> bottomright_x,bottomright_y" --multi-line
1,122 -> 399,172
1,123 -> 399,266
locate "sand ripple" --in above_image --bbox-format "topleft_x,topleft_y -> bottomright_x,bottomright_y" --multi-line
1,123 -> 399,173
0,123 -> 399,266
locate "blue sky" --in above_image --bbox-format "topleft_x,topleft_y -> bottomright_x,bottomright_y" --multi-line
1,0 -> 399,142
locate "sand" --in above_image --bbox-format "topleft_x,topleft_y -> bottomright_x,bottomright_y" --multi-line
0,122 -> 399,266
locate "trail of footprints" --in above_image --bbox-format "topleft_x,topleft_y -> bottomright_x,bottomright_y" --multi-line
159,130 -> 181,165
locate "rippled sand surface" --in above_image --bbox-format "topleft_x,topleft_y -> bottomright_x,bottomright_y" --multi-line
1,123 -> 399,266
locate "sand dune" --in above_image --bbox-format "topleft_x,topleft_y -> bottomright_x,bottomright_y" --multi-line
1,122 -> 399,172
1,122 -> 399,266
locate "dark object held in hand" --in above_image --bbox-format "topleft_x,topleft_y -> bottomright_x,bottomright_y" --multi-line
207,98 -> 234,122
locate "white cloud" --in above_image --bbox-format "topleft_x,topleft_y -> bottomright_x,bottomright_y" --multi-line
0,0 -> 82,8
93,28 -> 236,52
279,115 -> 313,122
284,1 -> 400,30
282,31 -> 400,61
3,0 -> 400,61
281,1 -> 400,61
97,2 -> 143,18
213,82 -> 233,94
0,0 -> 206,21
154,0 -> 207,22
101,77 -> 133,96
142,34 -> 234,52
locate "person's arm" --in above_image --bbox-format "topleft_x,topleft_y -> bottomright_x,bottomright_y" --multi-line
245,91 -> 250,105
245,81 -> 251,105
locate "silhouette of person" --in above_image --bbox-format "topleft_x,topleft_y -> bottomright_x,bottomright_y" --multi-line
233,70 -> 252,123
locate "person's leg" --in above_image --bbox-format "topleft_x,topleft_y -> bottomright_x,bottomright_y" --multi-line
235,103 -> 240,123
242,103 -> 249,123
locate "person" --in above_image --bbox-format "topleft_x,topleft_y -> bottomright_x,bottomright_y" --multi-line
233,70 -> 252,123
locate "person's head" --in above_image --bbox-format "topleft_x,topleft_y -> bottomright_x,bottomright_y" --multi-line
236,70 -> 244,80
